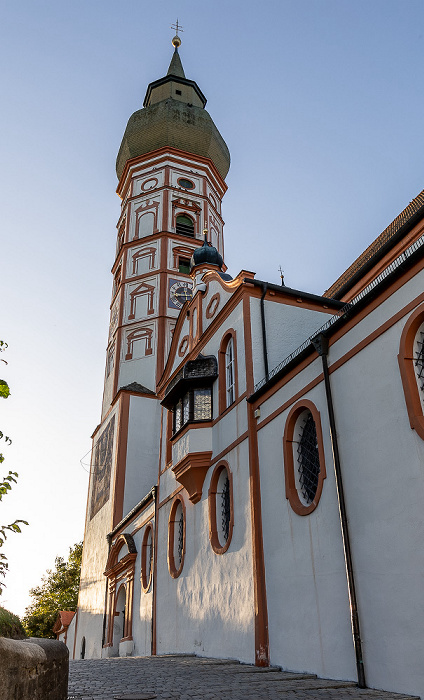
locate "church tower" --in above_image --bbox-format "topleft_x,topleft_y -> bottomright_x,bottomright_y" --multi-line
77,35 -> 230,658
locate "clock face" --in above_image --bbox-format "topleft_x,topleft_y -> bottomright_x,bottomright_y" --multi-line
169,278 -> 193,309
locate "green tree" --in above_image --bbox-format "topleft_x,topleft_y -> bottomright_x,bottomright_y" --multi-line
22,542 -> 83,638
0,340 -> 28,595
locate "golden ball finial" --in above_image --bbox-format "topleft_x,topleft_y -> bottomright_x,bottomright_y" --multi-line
172,34 -> 181,48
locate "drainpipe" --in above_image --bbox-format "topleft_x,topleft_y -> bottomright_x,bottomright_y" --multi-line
102,533 -> 112,648
151,485 -> 157,656
260,283 -> 269,382
311,333 -> 366,689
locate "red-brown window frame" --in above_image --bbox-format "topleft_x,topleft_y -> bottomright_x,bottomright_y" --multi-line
283,399 -> 326,516
141,523 -> 154,592
167,495 -> 186,579
398,304 -> 424,441
208,461 -> 234,555
218,330 -> 238,415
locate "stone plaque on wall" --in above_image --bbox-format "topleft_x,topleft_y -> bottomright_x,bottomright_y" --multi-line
90,415 -> 116,519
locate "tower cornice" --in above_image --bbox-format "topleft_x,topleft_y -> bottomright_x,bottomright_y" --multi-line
116,147 -> 228,199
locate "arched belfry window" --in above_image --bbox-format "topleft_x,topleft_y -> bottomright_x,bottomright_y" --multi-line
176,214 -> 195,237
209,462 -> 234,554
218,331 -> 238,414
283,400 -> 326,516
399,305 -> 424,440
168,496 -> 186,578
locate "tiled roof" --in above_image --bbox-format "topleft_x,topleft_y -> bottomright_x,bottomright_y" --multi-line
325,189 -> 424,298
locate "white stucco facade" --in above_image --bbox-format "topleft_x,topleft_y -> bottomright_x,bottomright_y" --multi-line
72,40 -> 424,700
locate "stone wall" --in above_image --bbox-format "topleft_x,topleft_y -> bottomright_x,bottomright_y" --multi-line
0,637 -> 68,700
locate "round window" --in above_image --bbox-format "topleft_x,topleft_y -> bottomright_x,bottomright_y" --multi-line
178,178 -> 195,190
168,497 -> 185,578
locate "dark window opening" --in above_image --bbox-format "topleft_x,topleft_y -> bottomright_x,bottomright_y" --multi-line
297,412 -> 320,503
178,178 -> 195,190
175,89 -> 182,95
176,214 -> 195,237
415,330 -> 424,393
172,387 -> 212,434
178,257 -> 191,274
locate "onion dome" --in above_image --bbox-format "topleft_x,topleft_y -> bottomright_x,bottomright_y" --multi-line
190,238 -> 223,271
116,39 -> 230,181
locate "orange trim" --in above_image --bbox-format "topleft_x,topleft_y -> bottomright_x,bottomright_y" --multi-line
283,400 -> 327,516
117,147 -> 227,199
172,451 -> 212,504
218,329 -> 239,415
72,608 -> 79,660
206,293 -> 220,319
398,304 -> 424,440
112,393 -> 130,529
208,462 -> 234,555
167,495 -> 186,579
158,484 -> 184,510
243,295 -> 269,666
141,523 -> 154,592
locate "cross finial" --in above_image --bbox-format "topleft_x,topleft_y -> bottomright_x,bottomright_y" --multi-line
278,265 -> 285,286
171,19 -> 184,48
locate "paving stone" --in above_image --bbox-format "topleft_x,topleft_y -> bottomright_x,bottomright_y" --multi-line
68,656 -> 420,700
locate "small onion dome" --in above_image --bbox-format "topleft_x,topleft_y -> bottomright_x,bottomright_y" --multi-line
190,239 -> 223,271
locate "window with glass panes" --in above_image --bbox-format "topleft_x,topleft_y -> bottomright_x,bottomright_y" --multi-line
172,387 -> 212,434
225,338 -> 235,407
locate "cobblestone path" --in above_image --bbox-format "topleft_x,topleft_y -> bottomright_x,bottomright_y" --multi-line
68,655 -> 419,700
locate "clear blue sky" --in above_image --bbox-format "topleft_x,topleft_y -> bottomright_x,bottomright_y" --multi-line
1,0 -> 423,616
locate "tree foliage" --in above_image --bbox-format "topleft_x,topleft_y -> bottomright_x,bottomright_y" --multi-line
22,542 -> 83,638
0,340 -> 28,594
0,605 -> 26,638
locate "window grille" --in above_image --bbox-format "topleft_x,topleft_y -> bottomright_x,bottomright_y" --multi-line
297,412 -> 320,503
193,388 -> 212,421
176,215 -> 194,237
177,510 -> 184,566
414,330 -> 424,394
172,387 -> 212,434
221,474 -> 230,542
225,338 -> 235,407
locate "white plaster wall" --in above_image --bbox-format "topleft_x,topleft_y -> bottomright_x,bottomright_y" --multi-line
131,515 -> 154,657
76,408 -> 119,659
64,615 -> 76,659
326,309 -> 424,698
76,502 -> 111,659
258,384 -> 356,680
156,440 -> 255,662
172,427 -> 212,466
118,323 -> 157,392
250,298 -> 335,388
123,396 -> 161,516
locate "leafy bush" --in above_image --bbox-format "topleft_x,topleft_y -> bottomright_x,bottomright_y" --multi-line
0,605 -> 26,638
22,542 -> 82,638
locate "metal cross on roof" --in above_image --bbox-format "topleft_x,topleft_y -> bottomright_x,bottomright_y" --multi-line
171,19 -> 184,36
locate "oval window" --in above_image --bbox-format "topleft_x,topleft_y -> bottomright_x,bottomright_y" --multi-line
168,497 -> 185,578
178,178 -> 195,190
141,524 -> 153,592
209,463 -> 233,554
283,400 -> 326,516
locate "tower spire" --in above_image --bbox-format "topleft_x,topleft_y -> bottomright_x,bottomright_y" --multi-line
168,20 -> 185,78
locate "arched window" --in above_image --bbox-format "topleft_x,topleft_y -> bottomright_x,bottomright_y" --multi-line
209,462 -> 234,554
80,636 -> 86,660
176,214 -> 195,237
283,400 -> 326,516
398,305 -> 424,440
141,524 -> 154,592
168,496 -> 185,578
225,338 -> 235,407
218,331 -> 238,414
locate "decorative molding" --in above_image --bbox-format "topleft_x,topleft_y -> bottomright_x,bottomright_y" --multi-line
206,293 -> 220,319
172,451 -> 213,504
